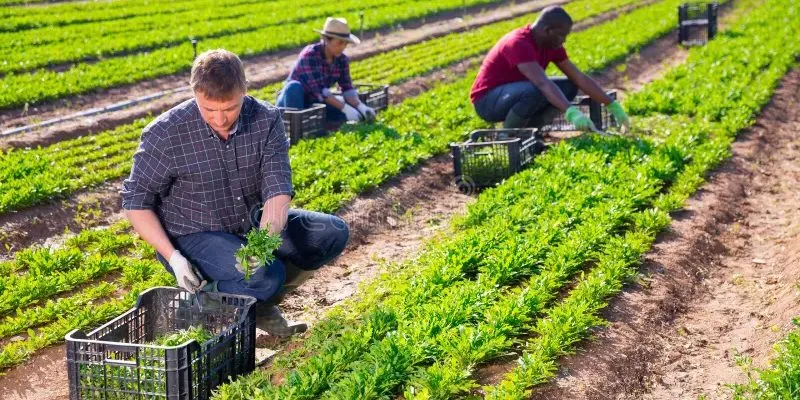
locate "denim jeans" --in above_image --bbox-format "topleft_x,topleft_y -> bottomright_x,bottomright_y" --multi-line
157,209 -> 349,303
473,78 -> 578,125
276,80 -> 346,124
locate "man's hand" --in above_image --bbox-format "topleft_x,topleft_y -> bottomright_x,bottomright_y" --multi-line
342,104 -> 362,121
608,100 -> 631,131
565,106 -> 597,132
356,103 -> 376,122
169,250 -> 204,293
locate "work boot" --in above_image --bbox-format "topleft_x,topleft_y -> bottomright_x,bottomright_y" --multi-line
255,261 -> 315,337
255,302 -> 307,338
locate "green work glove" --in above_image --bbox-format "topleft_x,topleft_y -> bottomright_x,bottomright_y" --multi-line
564,106 -> 596,132
608,100 -> 631,130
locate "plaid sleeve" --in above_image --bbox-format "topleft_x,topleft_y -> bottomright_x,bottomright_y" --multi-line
339,56 -> 357,98
295,52 -> 326,103
260,110 -> 293,201
121,123 -> 173,210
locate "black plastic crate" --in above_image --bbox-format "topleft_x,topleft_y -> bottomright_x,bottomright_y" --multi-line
544,90 -> 618,132
330,82 -> 390,112
678,2 -> 718,46
354,83 -> 390,111
66,287 -> 257,400
279,103 -> 326,144
450,128 -> 546,190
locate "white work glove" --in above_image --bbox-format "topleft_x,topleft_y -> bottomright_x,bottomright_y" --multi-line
342,104 -> 363,121
169,250 -> 205,293
356,103 -> 376,122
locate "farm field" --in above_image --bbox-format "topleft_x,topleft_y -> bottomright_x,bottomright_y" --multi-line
1,0 -> 800,399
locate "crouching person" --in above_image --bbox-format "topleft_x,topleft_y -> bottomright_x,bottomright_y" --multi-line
276,17 -> 375,129
121,49 -> 349,337
470,6 -> 630,131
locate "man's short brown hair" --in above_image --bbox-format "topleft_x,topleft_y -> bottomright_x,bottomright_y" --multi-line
190,49 -> 248,100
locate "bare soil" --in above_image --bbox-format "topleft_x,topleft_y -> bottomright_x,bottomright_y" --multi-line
0,0 -> 565,150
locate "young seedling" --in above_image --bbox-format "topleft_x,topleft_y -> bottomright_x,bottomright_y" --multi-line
235,228 -> 283,280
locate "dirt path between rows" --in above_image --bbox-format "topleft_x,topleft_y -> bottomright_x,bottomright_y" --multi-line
0,0 -> 565,149
526,68 -> 800,400
0,4 -> 694,399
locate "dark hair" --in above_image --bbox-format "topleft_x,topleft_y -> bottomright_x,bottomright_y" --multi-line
190,49 -> 247,100
536,6 -> 573,28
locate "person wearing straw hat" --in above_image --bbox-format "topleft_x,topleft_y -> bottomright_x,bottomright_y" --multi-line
277,17 -> 376,128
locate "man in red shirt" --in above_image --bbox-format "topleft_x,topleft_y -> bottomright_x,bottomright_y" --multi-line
471,6 -> 630,131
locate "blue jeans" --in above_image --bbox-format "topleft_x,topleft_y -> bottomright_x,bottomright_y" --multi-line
158,209 -> 349,303
276,80 -> 346,124
473,78 -> 578,125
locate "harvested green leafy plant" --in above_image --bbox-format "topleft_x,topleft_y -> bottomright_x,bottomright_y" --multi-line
154,326 -> 215,347
235,228 -> 283,280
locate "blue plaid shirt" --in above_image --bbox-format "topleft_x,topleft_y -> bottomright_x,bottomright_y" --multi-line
288,41 -> 357,103
121,96 -> 293,238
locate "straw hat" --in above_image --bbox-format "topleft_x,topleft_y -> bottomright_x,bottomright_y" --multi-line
314,17 -> 361,44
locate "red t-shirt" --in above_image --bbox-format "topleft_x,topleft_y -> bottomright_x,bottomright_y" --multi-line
470,25 -> 568,103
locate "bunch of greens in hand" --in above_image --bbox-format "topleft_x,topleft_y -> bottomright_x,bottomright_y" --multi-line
235,228 -> 283,280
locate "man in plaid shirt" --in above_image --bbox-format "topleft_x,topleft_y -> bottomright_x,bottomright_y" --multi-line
121,49 -> 349,337
277,17 -> 376,127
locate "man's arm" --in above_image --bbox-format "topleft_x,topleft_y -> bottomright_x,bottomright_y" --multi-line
121,126 -> 176,260
555,59 -> 614,104
121,122 -> 203,292
518,61 -> 573,111
125,209 -> 175,260
260,194 -> 291,234
260,108 -> 294,233
338,57 -> 360,107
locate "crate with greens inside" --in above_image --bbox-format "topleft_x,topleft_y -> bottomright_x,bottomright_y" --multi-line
451,128 -> 546,190
66,287 -> 256,400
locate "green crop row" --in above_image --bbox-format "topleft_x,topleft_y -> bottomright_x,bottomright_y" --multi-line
0,0 -> 258,32
484,0 -> 800,397
0,0 -> 643,215
0,0 -> 502,109
0,0 -> 323,50
0,0 -> 405,75
0,0 -> 653,372
0,221 -> 136,316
